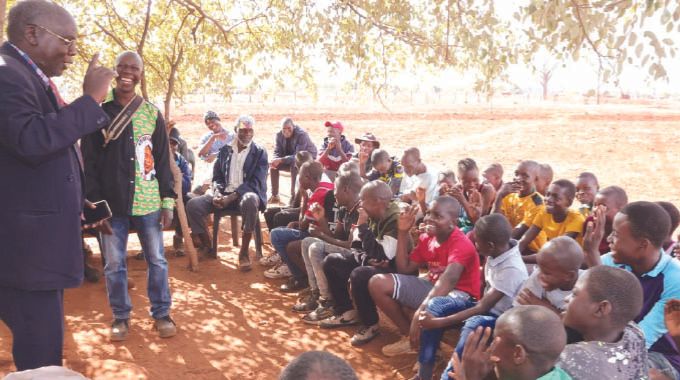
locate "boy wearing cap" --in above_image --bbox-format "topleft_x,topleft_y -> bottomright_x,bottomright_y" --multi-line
197,110 -> 234,163
354,132 -> 380,179
318,121 -> 354,180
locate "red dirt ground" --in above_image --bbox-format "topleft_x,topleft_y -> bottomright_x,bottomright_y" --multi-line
2,100 -> 679,379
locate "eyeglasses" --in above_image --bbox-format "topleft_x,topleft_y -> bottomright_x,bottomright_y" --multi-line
28,24 -> 77,47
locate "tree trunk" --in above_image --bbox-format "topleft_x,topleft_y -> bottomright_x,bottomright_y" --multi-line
169,146 -> 199,271
0,0 -> 7,43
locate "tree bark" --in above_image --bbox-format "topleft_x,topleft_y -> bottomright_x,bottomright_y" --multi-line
169,145 -> 199,271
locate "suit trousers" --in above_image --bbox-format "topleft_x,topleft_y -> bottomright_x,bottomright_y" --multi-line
0,286 -> 64,370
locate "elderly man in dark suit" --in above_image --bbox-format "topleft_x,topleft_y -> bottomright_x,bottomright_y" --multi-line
186,115 -> 268,271
0,0 -> 114,371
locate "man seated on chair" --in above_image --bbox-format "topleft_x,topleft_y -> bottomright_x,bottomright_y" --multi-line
185,115 -> 268,270
268,117 -> 317,205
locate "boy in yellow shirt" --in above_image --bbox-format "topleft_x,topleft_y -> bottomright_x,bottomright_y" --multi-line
492,160 -> 547,252
519,179 -> 586,263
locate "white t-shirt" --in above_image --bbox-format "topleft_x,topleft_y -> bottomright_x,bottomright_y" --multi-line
484,240 -> 529,316
513,268 -> 584,311
399,167 -> 438,205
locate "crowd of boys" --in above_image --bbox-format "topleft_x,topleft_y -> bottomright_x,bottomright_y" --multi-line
164,113 -> 680,380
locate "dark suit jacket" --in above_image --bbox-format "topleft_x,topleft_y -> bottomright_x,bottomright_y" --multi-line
213,142 -> 268,211
0,42 -> 110,291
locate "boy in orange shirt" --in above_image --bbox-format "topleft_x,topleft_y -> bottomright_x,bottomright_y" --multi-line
519,179 -> 585,263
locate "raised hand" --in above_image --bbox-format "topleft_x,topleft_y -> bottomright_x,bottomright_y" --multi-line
583,205 -> 607,254
448,327 -> 496,380
83,53 -> 116,103
398,204 -> 419,232
415,187 -> 427,204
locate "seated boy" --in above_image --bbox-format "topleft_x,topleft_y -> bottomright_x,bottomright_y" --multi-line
316,181 -> 405,344
294,172 -> 363,316
535,163 -> 553,196
318,121 -> 354,180
582,185 -> 628,255
453,158 -> 496,220
559,265 -> 648,379
265,161 -> 335,291
657,201 -> 679,255
418,214 -> 527,380
399,147 -> 438,208
482,163 -> 503,191
584,201 -> 680,379
260,151 -> 314,267
492,160 -> 546,252
575,172 -> 599,217
514,236 -> 584,314
519,179 -> 585,263
367,148 -> 404,197
450,305 -> 570,380
368,197 -> 480,357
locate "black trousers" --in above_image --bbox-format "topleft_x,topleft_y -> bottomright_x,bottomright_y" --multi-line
0,287 -> 64,370
263,206 -> 300,232
323,251 -> 393,326
269,163 -> 297,198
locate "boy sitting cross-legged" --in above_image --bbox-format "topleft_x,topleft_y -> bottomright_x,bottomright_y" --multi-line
519,179 -> 585,263
558,265 -> 648,379
450,305 -> 571,380
368,197 -> 481,358
419,213 -> 528,380
293,171 -> 364,317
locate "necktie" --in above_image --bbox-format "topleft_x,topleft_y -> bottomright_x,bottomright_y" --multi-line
49,80 -> 84,170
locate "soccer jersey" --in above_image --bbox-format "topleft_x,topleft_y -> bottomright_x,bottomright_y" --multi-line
500,192 -> 547,251
532,209 -> 586,245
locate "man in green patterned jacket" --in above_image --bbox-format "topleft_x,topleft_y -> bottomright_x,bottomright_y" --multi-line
81,51 -> 177,342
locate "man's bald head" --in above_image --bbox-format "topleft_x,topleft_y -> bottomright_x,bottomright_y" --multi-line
496,305 -> 566,369
7,0 -> 72,43
537,236 -> 584,272
432,196 -> 461,221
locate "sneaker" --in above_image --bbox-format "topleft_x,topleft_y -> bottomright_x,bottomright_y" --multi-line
302,299 -> 334,325
258,253 -> 281,267
110,319 -> 129,342
154,316 -> 177,338
293,289 -> 319,313
351,324 -> 380,346
319,309 -> 359,329
264,264 -> 291,279
382,336 -> 415,357
267,195 -> 281,204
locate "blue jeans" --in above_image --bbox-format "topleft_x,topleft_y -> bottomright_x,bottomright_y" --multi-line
418,294 -> 476,380
440,315 -> 498,380
101,210 -> 172,320
270,227 -> 308,280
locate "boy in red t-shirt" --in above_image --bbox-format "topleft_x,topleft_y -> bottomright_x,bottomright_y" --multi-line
368,196 -> 480,358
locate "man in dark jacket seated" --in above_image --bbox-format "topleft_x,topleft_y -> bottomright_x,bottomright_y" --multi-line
268,117 -> 317,204
186,115 -> 268,271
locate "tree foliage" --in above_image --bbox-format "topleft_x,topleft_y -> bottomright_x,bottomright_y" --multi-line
37,0 -> 678,115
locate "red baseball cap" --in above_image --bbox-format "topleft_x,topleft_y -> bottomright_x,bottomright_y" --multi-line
324,121 -> 344,133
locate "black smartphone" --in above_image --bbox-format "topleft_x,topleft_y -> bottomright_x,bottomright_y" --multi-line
83,200 -> 112,225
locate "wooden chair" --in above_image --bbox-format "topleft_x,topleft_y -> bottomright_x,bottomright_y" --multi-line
212,209 -> 263,259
